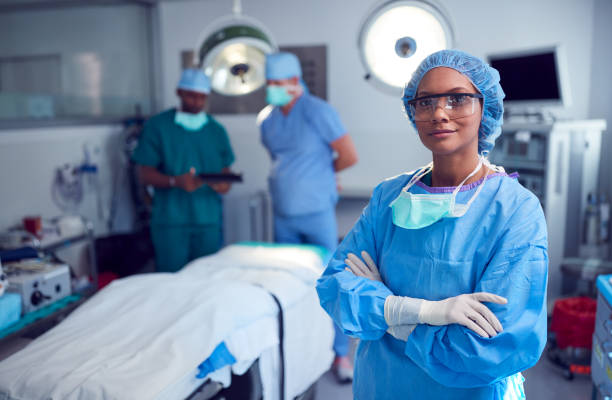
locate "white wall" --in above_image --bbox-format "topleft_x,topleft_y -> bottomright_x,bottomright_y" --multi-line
0,4 -> 152,116
0,124 -> 128,234
0,0 -> 608,254
0,2 -> 147,231
156,0 -> 597,197
0,3 -> 154,278
590,0 -> 612,198
0,124 -> 133,276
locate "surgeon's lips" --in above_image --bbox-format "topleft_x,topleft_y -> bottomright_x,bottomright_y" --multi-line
429,129 -> 456,138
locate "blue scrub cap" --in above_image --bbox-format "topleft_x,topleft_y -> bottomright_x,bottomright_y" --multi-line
403,49 -> 505,155
177,68 -> 211,94
266,52 -> 302,80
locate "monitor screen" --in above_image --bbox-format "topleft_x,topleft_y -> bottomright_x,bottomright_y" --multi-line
489,50 -> 562,103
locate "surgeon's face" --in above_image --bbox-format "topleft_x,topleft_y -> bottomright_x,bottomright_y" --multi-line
414,67 -> 482,157
177,89 -> 207,114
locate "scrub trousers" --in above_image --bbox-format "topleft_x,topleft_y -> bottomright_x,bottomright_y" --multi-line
151,224 -> 222,273
274,207 -> 350,357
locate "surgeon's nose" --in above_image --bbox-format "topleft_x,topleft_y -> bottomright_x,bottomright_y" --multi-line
431,103 -> 450,123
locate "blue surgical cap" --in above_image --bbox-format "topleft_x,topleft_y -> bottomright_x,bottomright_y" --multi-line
266,52 -> 302,80
177,68 -> 211,94
403,49 -> 505,155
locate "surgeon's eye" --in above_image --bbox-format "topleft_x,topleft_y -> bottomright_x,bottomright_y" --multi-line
447,94 -> 469,107
417,98 -> 434,107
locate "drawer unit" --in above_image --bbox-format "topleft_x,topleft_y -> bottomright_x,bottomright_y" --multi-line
595,292 -> 612,344
592,333 -> 612,398
593,275 -> 612,399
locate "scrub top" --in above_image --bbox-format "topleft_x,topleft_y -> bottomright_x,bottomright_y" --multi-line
316,171 -> 548,399
260,93 -> 346,216
132,109 -> 235,226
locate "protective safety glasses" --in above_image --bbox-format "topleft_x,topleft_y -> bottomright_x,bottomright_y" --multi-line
404,93 -> 483,122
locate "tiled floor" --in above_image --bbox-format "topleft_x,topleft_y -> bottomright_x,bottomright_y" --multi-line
524,354 -> 592,400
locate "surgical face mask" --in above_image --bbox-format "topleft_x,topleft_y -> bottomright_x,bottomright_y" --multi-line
175,111 -> 208,131
266,85 -> 294,106
389,157 -> 487,230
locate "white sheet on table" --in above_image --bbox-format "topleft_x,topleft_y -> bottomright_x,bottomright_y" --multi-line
157,286 -> 334,400
0,244 -> 335,400
180,245 -> 326,305
0,274 -> 277,400
257,287 -> 335,400
179,244 -> 335,400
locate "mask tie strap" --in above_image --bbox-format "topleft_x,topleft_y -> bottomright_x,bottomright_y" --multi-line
403,162 -> 433,192
452,156 -> 491,216
463,166 -> 490,208
449,157 -> 483,209
483,157 -> 505,173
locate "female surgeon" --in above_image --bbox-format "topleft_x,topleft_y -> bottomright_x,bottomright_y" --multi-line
316,49 -> 548,399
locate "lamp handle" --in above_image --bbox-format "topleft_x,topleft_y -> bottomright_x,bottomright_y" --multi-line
233,0 -> 242,15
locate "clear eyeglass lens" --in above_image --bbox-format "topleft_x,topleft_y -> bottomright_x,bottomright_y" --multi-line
411,95 -> 477,122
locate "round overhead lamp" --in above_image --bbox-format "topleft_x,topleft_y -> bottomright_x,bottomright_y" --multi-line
194,0 -> 277,96
358,0 -> 454,94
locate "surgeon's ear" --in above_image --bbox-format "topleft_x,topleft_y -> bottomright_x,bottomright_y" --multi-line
289,76 -> 299,85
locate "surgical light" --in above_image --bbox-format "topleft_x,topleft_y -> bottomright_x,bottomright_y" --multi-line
358,0 -> 454,94
195,0 -> 276,96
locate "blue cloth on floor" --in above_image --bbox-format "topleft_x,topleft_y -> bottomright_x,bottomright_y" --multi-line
0,293 -> 21,331
196,342 -> 237,379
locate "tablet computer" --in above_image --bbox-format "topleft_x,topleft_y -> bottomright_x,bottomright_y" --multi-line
198,172 -> 243,183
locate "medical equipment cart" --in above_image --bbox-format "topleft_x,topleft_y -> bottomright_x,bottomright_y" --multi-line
488,119 -> 606,299
0,217 -> 98,357
591,274 -> 612,399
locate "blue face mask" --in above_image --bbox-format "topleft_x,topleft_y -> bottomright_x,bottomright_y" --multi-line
175,111 -> 208,131
266,85 -> 293,106
389,158 -> 487,230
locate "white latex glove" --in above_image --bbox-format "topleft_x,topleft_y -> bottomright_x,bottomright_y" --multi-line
345,251 -> 382,282
387,324 -> 417,341
418,293 -> 508,338
384,295 -> 423,327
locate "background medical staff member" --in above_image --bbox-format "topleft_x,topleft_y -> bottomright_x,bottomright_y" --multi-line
317,50 -> 548,399
259,52 -> 359,383
132,69 -> 235,273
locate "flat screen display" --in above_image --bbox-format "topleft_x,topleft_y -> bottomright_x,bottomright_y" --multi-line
489,51 -> 561,102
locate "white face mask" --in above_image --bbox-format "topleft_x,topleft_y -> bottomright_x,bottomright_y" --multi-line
389,157 -> 489,230
174,111 -> 208,131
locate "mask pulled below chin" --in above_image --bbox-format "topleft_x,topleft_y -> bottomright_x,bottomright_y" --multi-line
175,111 -> 208,131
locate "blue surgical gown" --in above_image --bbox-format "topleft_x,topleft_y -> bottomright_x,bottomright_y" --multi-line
316,171 -> 548,399
260,93 -> 346,216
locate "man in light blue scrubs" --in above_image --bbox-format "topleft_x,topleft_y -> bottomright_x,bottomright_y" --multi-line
259,52 -> 359,383
132,69 -> 235,273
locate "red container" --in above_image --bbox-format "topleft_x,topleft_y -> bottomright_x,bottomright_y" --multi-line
23,215 -> 42,238
98,271 -> 119,290
550,297 -> 597,349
